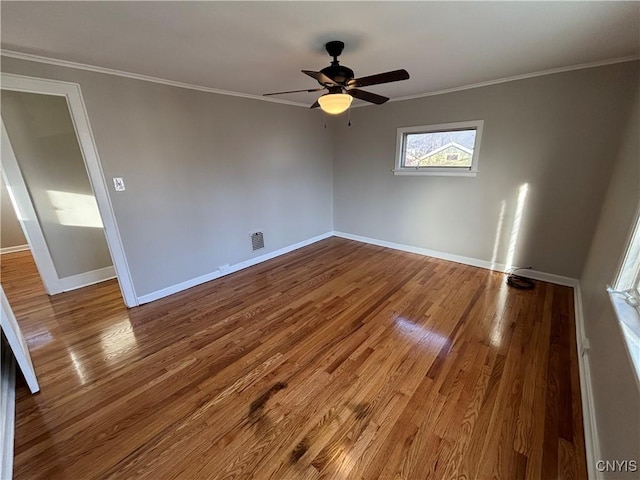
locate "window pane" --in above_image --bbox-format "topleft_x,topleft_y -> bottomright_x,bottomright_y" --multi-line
616,217 -> 640,291
404,129 -> 477,168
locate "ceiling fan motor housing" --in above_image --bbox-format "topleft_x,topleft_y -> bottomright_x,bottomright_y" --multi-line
319,40 -> 354,86
320,65 -> 354,86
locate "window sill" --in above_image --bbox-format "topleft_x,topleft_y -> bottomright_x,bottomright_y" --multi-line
392,169 -> 478,177
608,290 -> 640,391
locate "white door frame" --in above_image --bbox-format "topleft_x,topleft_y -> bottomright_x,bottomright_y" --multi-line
0,285 -> 39,394
2,124 -> 62,296
1,73 -> 138,307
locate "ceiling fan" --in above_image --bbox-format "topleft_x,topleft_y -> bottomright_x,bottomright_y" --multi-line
264,41 -> 410,115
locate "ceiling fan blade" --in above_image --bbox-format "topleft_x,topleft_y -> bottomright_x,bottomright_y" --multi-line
348,69 -> 410,88
310,100 -> 320,109
302,70 -> 338,86
263,87 -> 325,96
347,88 -> 389,105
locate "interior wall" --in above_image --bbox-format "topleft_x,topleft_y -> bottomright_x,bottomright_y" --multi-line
332,61 -> 639,279
1,52 -> 638,468
580,83 -> 640,477
1,57 -> 334,298
1,90 -> 113,277
0,179 -> 27,249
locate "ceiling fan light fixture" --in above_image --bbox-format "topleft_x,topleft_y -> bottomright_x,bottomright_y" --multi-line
318,93 -> 352,115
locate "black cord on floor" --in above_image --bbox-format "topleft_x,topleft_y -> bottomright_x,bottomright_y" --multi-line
505,266 -> 535,289
506,274 -> 535,289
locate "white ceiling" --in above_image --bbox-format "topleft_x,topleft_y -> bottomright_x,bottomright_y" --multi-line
1,2 -> 639,107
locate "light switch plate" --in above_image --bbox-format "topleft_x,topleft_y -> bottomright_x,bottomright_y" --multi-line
113,177 -> 125,191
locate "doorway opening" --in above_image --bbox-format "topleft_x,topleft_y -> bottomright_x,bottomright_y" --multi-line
1,73 -> 137,307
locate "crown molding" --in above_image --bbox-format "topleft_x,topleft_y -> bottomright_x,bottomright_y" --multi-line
2,49 -> 638,109
380,55 -> 640,106
0,49 -> 310,108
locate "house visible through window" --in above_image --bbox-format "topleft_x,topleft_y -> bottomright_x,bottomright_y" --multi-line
394,120 -> 483,176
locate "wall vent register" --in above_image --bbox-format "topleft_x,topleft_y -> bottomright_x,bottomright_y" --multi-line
251,232 -> 264,251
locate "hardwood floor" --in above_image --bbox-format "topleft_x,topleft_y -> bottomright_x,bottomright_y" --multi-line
1,238 -> 587,479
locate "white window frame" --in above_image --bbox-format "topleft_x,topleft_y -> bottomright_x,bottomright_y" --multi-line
393,120 -> 484,177
608,205 -> 640,390
612,205 -> 640,309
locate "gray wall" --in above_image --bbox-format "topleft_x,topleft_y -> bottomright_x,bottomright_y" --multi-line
333,61 -> 638,278
1,54 -> 638,467
0,178 -> 27,248
2,90 -> 113,277
1,57 -> 334,297
580,84 -> 640,477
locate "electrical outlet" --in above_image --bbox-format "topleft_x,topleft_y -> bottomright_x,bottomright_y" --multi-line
219,264 -> 230,274
113,177 -> 126,191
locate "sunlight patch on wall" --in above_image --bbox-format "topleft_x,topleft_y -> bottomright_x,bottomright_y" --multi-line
47,190 -> 103,228
505,183 -> 529,270
491,200 -> 506,269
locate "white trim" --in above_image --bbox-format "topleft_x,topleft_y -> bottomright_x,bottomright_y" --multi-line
1,123 -> 62,295
137,232 -> 333,304
0,244 -> 29,255
383,56 -> 640,105
1,73 -> 139,307
2,50 -> 637,110
58,266 -> 116,293
515,268 -> 578,288
332,230 -> 578,286
392,169 -> 478,178
574,285 -> 601,480
0,50 -> 308,108
0,341 -> 16,480
0,286 -> 39,394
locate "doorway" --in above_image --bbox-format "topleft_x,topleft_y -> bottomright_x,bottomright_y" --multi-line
1,73 -> 137,307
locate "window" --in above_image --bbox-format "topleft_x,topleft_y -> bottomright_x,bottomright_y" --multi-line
613,209 -> 640,309
394,120 -> 484,176
609,207 -> 640,384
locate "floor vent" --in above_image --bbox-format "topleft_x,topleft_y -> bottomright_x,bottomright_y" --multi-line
251,232 -> 264,251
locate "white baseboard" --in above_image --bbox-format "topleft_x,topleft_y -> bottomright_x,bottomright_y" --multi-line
137,232 -> 334,305
573,285 -> 601,480
0,342 -> 16,480
333,231 -> 579,287
137,230 -> 578,305
58,265 -> 116,292
0,244 -> 29,255
515,269 -> 579,288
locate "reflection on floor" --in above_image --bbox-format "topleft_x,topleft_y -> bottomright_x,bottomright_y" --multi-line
1,238 -> 587,479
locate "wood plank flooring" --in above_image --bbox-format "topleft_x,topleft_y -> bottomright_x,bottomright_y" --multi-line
1,238 -> 587,479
